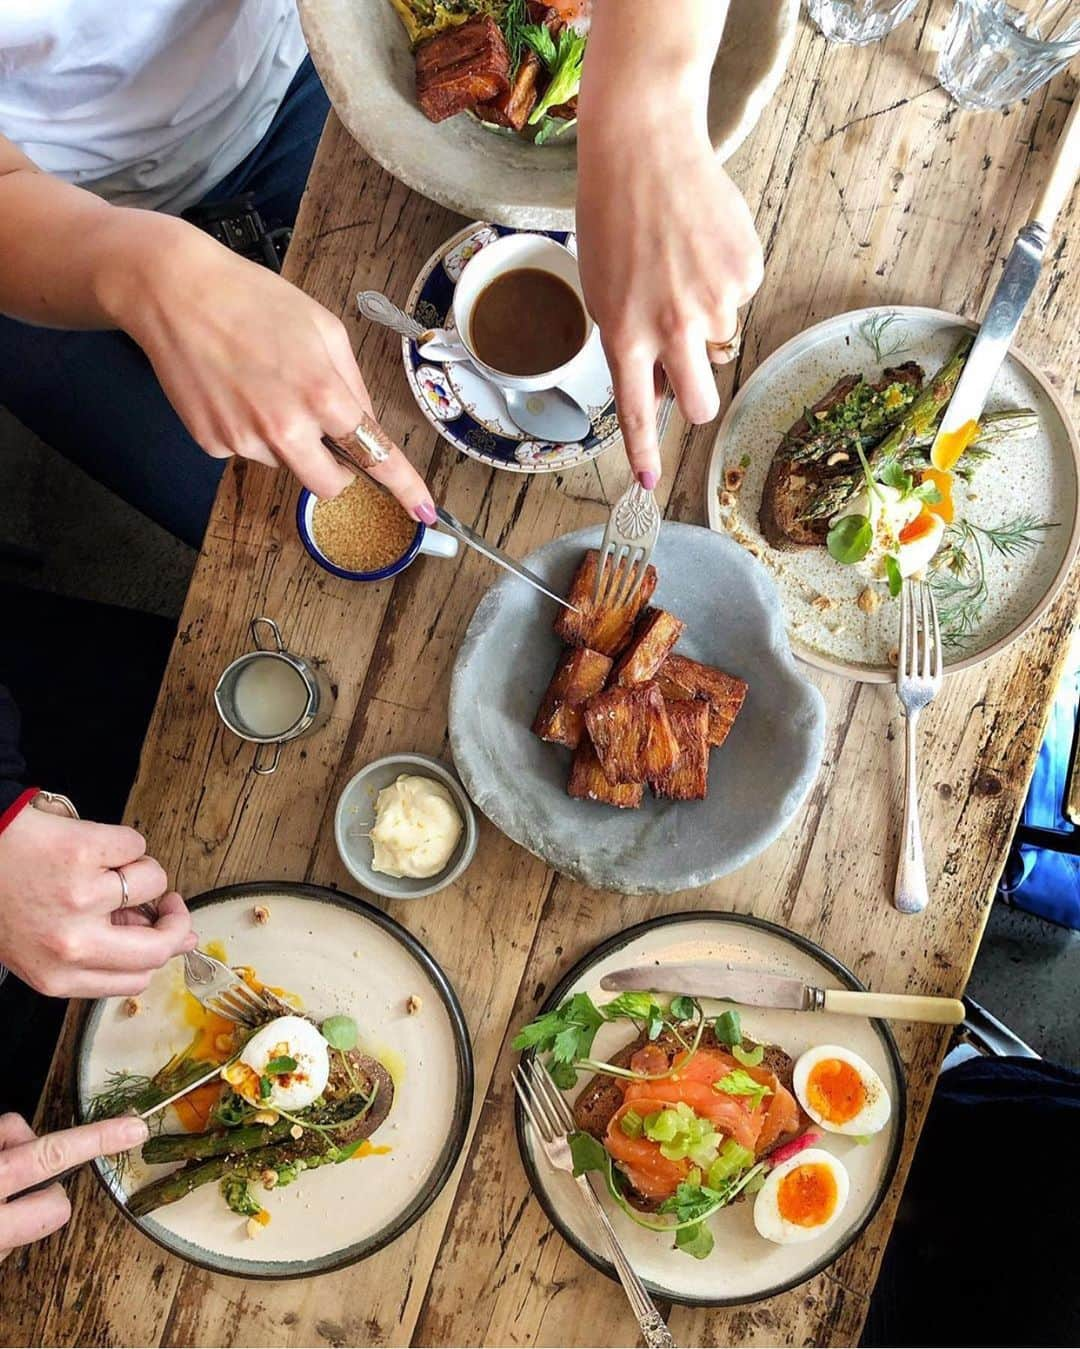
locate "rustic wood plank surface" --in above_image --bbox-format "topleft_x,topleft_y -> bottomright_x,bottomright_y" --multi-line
3,8 -> 1078,1346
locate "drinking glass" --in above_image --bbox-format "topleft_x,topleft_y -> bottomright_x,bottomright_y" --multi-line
806,0 -> 920,44
939,0 -> 1080,109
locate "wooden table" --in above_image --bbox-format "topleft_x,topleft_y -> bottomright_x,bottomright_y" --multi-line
5,11 -> 1079,1346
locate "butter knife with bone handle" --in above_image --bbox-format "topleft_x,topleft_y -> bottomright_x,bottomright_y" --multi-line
599,963 -> 965,1024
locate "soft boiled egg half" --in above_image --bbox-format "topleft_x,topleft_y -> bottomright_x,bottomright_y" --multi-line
753,1149 -> 850,1245
223,1014 -> 331,1112
792,1045 -> 892,1137
831,482 -> 946,580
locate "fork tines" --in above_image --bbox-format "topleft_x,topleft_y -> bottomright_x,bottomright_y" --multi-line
592,483 -> 662,611
209,981 -> 273,1028
898,579 -> 942,685
512,1057 -> 576,1146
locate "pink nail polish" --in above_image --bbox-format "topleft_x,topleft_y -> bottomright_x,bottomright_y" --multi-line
416,501 -> 437,526
638,471 -> 659,491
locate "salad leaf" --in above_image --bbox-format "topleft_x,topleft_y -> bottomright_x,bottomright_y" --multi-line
532,114 -> 576,146
713,1068 -> 772,1111
321,1015 -> 358,1052
884,553 -> 903,598
521,21 -> 557,67
264,1056 -> 297,1076
731,1042 -> 764,1068
879,461 -> 910,492
675,1222 -> 714,1259
912,479 -> 943,505
601,992 -> 663,1023
526,27 -> 587,125
669,995 -> 696,1022
713,1010 -> 742,1046
511,992 -> 605,1066
659,1177 -> 728,1224
827,513 -> 873,565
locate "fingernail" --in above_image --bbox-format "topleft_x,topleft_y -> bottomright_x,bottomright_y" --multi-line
116,1115 -> 150,1147
415,501 -> 437,526
638,471 -> 659,491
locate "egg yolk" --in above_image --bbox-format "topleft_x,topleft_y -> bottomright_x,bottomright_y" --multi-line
806,1057 -> 867,1125
777,1162 -> 839,1228
931,419 -> 979,472
898,509 -> 938,546
921,467 -> 955,525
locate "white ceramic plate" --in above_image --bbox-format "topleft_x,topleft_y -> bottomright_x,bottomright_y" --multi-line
516,911 -> 906,1306
298,0 -> 799,229
706,307 -> 1080,683
76,883 -> 473,1279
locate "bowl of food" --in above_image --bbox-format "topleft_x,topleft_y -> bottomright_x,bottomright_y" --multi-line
334,753 -> 479,899
297,479 -> 458,581
296,0 -> 800,228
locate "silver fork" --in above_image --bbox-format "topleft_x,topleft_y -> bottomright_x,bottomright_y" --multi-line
182,948 -> 284,1026
894,580 -> 943,915
592,395 -> 673,610
513,1058 -> 676,1349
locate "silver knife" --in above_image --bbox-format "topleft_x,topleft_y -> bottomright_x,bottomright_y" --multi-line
599,963 -> 965,1024
434,505 -> 578,612
929,95 -> 1080,459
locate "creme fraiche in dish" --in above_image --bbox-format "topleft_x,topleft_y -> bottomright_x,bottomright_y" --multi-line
371,774 -> 463,879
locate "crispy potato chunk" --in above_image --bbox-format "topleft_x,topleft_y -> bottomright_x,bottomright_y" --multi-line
555,550 -> 658,657
656,654 -> 748,748
651,700 -> 710,801
611,608 -> 686,687
532,647 -> 613,749
567,740 -> 644,809
583,682 -> 681,786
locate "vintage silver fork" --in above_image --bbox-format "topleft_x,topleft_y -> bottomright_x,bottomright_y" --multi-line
894,580 -> 943,915
513,1058 -> 676,1349
591,394 -> 673,609
182,948 -> 284,1026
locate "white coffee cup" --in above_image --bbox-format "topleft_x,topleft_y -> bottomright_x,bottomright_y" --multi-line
451,233 -> 598,393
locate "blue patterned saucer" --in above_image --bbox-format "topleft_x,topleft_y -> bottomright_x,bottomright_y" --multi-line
401,222 -> 621,474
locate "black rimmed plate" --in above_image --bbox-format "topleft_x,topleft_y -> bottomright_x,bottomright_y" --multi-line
75,882 -> 473,1279
515,911 -> 906,1307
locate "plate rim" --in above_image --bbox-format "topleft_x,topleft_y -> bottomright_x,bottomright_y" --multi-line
705,304 -> 1080,684
74,880 -> 475,1281
513,909 -> 908,1307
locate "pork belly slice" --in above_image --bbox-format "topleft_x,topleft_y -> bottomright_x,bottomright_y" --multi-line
532,646 -> 613,749
656,653 -> 748,749
583,682 -> 681,786
611,607 -> 686,687
567,739 -> 644,810
651,699 -> 710,801
554,550 -> 659,657
414,16 -> 510,123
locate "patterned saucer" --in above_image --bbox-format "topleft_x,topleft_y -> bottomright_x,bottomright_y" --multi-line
402,222 -> 621,474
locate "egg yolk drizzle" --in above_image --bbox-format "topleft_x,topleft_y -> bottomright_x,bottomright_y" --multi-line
777,1162 -> 839,1228
931,419 -> 980,472
920,467 -> 955,524
805,1057 -> 867,1126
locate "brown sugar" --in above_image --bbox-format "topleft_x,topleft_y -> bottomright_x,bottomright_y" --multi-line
312,476 -> 417,573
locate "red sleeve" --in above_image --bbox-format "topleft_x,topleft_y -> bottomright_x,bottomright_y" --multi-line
0,787 -> 38,839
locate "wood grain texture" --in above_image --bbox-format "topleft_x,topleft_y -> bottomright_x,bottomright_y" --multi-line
3,7 -> 1077,1346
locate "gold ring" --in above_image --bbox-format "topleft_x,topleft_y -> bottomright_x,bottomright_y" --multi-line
113,865 -> 130,909
706,318 -> 743,366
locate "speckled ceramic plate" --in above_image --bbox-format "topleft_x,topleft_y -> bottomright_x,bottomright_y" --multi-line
298,0 -> 799,230
516,911 -> 906,1306
400,222 -> 619,474
75,883 -> 473,1279
448,524 -> 826,894
706,306 -> 1080,683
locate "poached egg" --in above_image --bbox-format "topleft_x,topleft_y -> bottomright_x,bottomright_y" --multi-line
753,1148 -> 850,1245
792,1044 -> 892,1137
223,1015 -> 331,1113
831,483 -> 945,580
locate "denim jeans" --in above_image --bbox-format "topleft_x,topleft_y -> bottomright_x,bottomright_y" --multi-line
0,57 -> 330,550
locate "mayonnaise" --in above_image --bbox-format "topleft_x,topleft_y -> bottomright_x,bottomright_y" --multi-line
370,775 -> 463,879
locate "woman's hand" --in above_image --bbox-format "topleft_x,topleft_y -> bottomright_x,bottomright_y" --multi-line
0,807 -> 196,998
575,0 -> 763,488
0,1112 -> 149,1260
96,214 -> 438,522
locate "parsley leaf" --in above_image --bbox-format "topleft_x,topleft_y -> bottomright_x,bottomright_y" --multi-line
511,992 -> 605,1067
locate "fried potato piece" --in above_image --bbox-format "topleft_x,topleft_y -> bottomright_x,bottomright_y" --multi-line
611,608 -> 686,687
651,700 -> 710,801
567,740 -> 644,809
656,654 -> 748,749
414,16 -> 510,123
554,550 -> 659,657
477,47 -> 542,130
583,683 -> 681,786
532,647 -> 613,749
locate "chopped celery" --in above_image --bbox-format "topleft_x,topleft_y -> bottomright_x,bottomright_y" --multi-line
619,1109 -> 644,1139
644,1109 -> 680,1143
706,1140 -> 755,1188
732,1043 -> 765,1068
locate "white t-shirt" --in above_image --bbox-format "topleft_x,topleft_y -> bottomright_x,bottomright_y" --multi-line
0,1 -> 307,213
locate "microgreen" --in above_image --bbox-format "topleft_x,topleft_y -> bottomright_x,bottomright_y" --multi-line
321,1016 -> 359,1052
827,513 -> 873,564
712,1068 -> 772,1111
884,553 -> 903,598
713,1010 -> 742,1046
264,1056 -> 297,1077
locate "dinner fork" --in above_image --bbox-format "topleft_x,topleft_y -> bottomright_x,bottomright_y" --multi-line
894,580 -> 943,915
591,394 -> 673,610
182,947 -> 284,1027
513,1058 -> 677,1349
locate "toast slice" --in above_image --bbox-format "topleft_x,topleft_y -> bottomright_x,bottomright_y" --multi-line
555,550 -> 658,658
610,608 -> 686,687
583,682 -> 681,786
567,740 -> 644,809
651,699 -> 709,801
655,654 -> 748,749
532,647 -> 613,750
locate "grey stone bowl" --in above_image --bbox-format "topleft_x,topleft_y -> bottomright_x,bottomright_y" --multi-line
334,753 -> 478,899
449,524 -> 826,895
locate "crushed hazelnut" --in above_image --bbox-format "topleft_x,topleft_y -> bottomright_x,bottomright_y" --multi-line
253,1110 -> 278,1126
261,1169 -> 279,1191
888,645 -> 900,667
122,997 -> 140,1018
289,1124 -> 303,1140
857,587 -> 883,615
811,594 -> 834,612
718,490 -> 736,509
252,904 -> 270,925
745,542 -> 764,559
245,1217 -> 262,1239
723,466 -> 745,492
406,995 -> 423,1015
789,474 -> 806,489
825,451 -> 850,467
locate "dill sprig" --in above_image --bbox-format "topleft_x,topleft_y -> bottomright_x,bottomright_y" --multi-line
501,0 -> 528,74
87,1070 -> 156,1122
859,312 -> 910,362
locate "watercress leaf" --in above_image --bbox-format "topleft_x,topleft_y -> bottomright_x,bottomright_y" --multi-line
827,514 -> 874,565
669,995 -> 696,1022
731,1043 -> 764,1068
879,461 -> 910,492
264,1056 -> 297,1076
713,1010 -> 742,1047
675,1222 -> 715,1260
548,1058 -> 579,1091
646,1012 -> 664,1042
569,1130 -> 609,1177
913,480 -> 943,504
884,553 -> 903,598
320,1015 -> 358,1052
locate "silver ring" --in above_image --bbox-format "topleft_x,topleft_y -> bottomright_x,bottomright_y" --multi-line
113,865 -> 130,909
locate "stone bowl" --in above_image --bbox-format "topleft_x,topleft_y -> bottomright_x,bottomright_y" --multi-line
297,0 -> 800,229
